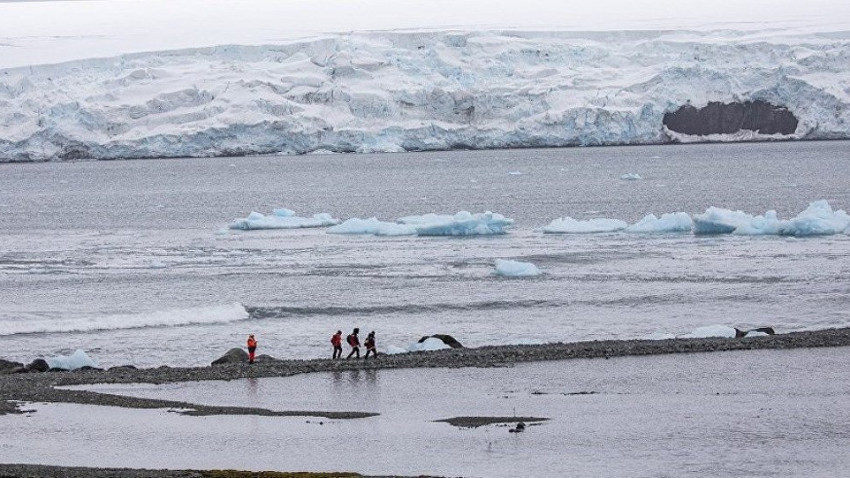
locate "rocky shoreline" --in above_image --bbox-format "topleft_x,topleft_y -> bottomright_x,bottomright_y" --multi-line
2,329 -> 850,478
3,327 -> 850,417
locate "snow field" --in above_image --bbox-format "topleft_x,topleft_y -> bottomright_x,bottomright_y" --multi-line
1,29 -> 849,161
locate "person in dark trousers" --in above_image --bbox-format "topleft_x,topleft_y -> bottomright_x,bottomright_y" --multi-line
364,331 -> 378,359
346,328 -> 361,359
331,330 -> 343,359
247,334 -> 257,364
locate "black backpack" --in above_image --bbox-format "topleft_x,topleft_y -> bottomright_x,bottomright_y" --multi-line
347,334 -> 356,346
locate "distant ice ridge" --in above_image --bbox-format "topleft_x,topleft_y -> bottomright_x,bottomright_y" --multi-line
329,211 -> 513,236
1,29 -> 849,161
230,209 -> 340,230
0,303 -> 248,336
494,259 -> 541,277
47,349 -> 98,370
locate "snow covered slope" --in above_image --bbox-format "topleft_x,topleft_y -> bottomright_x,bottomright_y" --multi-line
1,29 -> 849,161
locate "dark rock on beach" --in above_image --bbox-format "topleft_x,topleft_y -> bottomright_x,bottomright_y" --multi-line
418,334 -> 464,348
0,464 -> 368,477
211,348 -> 249,365
0,359 -> 24,374
663,100 -> 798,136
26,359 -> 50,373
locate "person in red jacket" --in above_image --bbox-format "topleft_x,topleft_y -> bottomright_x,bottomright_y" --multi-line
364,331 -> 378,359
346,328 -> 361,359
331,330 -> 343,359
247,334 -> 257,364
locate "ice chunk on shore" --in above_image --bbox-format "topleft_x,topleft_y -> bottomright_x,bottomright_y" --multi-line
47,349 -> 98,370
620,173 -> 642,180
777,200 -> 850,236
229,209 -> 340,230
626,213 -> 694,233
495,259 -> 542,277
399,211 -> 514,236
692,207 -> 757,234
543,217 -> 628,234
327,217 -> 416,236
680,325 -> 737,338
385,338 -> 452,354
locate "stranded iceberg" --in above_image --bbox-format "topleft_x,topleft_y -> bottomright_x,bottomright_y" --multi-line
1,29 -> 849,161
230,209 -> 340,230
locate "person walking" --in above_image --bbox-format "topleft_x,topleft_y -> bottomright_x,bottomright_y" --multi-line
331,330 -> 343,359
346,328 -> 361,359
364,331 -> 378,359
247,334 -> 257,364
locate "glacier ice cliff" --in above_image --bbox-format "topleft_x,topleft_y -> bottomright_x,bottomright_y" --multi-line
1,29 -> 849,161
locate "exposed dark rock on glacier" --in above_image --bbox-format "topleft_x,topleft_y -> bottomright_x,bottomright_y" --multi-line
663,100 -> 798,136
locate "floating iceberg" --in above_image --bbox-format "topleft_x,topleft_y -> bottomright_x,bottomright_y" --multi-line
229,209 -> 340,230
399,211 -> 514,236
777,200 -> 850,236
327,217 -> 416,236
495,259 -> 541,277
543,217 -> 628,234
46,349 -> 98,370
625,213 -> 694,233
620,173 -> 642,180
693,200 -> 849,236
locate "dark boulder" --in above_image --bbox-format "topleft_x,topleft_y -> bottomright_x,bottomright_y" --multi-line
253,354 -> 276,363
26,359 -> 50,373
663,100 -> 798,136
418,334 -> 464,349
211,348 -> 249,365
0,359 -> 24,374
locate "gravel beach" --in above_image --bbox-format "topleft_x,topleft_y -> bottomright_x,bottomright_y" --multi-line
2,328 -> 850,478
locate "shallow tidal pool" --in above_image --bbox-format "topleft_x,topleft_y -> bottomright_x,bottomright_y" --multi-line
3,347 -> 849,477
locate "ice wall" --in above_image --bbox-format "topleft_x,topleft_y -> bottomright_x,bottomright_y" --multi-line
1,29 -> 849,161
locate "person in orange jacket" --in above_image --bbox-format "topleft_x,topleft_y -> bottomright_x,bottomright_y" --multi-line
247,334 -> 257,364
364,331 -> 378,359
331,330 -> 343,359
346,328 -> 361,359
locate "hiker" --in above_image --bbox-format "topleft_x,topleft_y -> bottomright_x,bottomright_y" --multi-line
247,334 -> 257,364
331,330 -> 343,359
364,331 -> 378,359
346,328 -> 361,359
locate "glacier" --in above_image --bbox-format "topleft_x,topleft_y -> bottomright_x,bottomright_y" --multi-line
1,28 -> 849,161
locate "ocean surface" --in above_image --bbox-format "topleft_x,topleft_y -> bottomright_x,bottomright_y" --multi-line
1,141 -> 849,367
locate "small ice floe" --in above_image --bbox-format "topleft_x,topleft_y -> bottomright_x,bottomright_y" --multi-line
494,259 -> 541,277
543,217 -> 627,234
46,349 -> 98,370
229,208 -> 340,230
508,171 -> 524,175
643,332 -> 676,340
625,212 -> 694,233
327,217 -> 416,236
398,211 -> 514,236
148,260 -> 167,269
620,173 -> 642,180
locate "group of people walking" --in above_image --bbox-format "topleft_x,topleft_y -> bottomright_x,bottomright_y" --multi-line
332,328 -> 378,359
245,328 -> 377,364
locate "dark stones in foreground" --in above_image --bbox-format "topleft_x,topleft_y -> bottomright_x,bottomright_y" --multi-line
0,464 -> 364,478
211,348 -> 249,365
435,416 -> 548,428
418,334 -> 464,348
663,100 -> 798,136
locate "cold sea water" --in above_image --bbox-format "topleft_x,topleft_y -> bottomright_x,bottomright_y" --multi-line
1,141 -> 849,367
